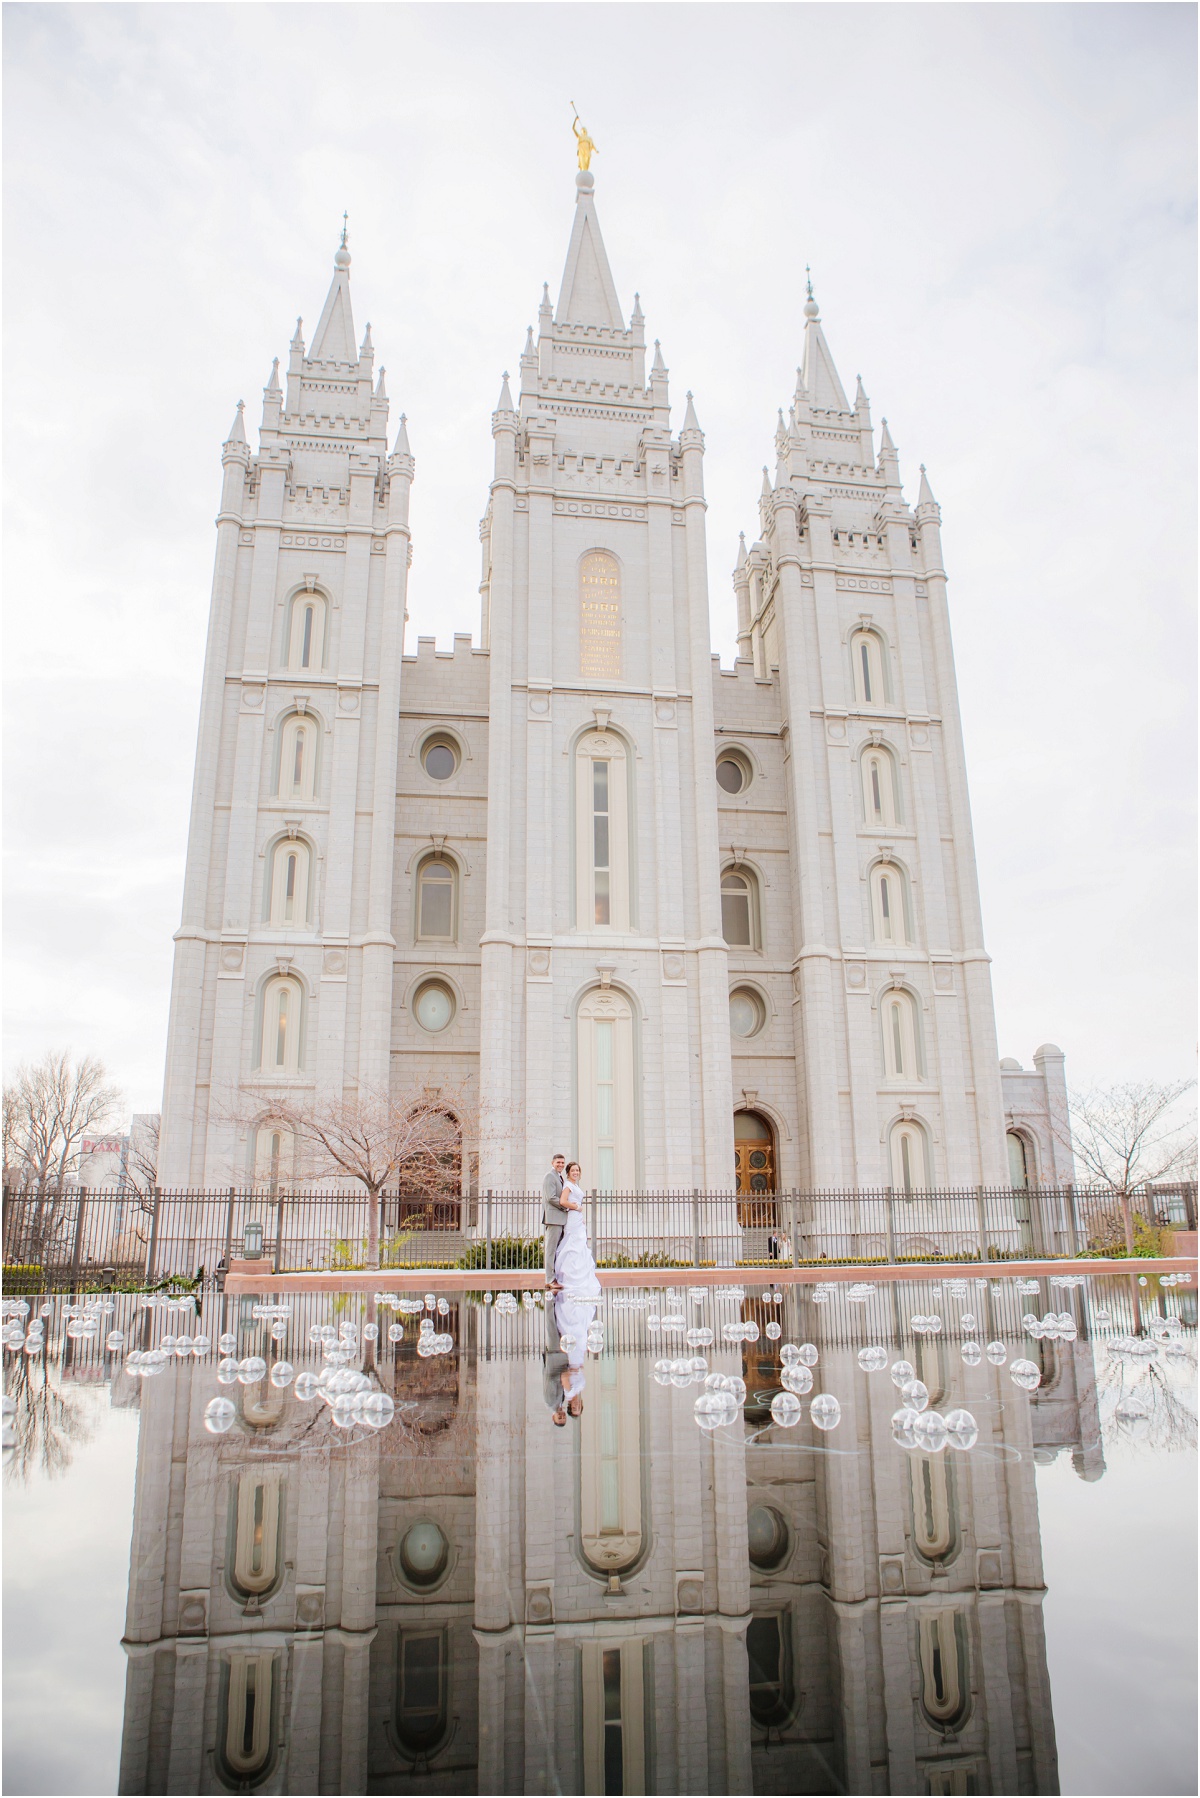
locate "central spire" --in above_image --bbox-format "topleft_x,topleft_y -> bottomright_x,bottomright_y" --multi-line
556,171 -> 624,329
310,232 -> 356,363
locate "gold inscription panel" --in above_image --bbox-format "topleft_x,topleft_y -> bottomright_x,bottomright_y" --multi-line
579,550 -> 622,681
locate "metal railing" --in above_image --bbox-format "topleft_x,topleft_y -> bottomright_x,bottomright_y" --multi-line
2,1181 -> 1193,1287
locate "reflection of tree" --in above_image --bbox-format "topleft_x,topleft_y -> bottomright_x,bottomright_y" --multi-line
1096,1339 -> 1197,1455
3,1350 -> 99,1485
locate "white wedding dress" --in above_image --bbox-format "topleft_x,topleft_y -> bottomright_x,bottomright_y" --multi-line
554,1180 -> 602,1298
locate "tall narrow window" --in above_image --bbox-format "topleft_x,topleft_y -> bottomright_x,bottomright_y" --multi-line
882,990 -> 920,1081
254,1125 -> 293,1188
221,1653 -> 276,1784
416,857 -> 456,942
579,550 -> 622,681
397,1631 -> 448,1755
231,1475 -> 282,1599
581,1354 -> 644,1570
582,1640 -> 645,1796
851,629 -> 887,707
890,1119 -> 929,1192
862,747 -> 898,825
747,1615 -> 794,1728
918,1611 -> 968,1729
1007,1131 -> 1030,1189
278,716 -> 317,801
576,734 -> 630,931
910,1454 -> 956,1562
871,863 -> 911,945
288,593 -> 326,671
721,869 -> 759,949
261,977 -> 303,1074
595,1021 -> 616,1190
267,839 -> 310,928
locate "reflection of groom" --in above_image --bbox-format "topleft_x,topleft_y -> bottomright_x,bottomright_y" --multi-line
543,1294 -> 571,1427
542,1153 -> 568,1292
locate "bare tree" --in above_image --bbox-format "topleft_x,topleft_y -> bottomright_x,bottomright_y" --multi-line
1056,1080 -> 1197,1255
251,1084 -> 469,1268
124,1114 -> 160,1195
3,1052 -> 123,1266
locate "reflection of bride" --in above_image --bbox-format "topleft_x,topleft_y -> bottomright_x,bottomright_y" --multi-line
554,1163 -> 601,1298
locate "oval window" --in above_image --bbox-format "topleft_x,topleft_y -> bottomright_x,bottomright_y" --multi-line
422,738 -> 459,781
399,1520 -> 449,1587
413,982 -> 454,1034
716,751 -> 751,795
747,1504 -> 790,1570
729,988 -> 765,1038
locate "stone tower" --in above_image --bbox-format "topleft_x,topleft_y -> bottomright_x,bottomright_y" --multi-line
158,238 -> 414,1185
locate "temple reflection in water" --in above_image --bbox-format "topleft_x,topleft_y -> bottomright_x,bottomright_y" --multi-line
115,1283 -> 1106,1795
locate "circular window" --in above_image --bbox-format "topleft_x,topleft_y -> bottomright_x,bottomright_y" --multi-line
413,980 -> 455,1033
399,1520 -> 449,1587
422,736 -> 459,781
716,750 -> 751,795
729,987 -> 766,1038
747,1504 -> 790,1570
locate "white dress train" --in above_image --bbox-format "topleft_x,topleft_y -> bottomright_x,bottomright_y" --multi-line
554,1181 -> 602,1299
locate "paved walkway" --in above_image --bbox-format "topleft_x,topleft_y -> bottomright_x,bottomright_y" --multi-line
224,1255 -> 1196,1294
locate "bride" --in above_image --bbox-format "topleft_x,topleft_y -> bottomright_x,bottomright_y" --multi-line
554,1161 -> 602,1298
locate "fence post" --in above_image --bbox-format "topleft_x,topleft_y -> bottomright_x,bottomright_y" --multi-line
223,1186 -> 236,1271
1119,1190 -> 1136,1259
146,1187 -> 162,1283
273,1188 -> 286,1275
788,1191 -> 798,1269
691,1190 -> 701,1269
885,1188 -> 897,1265
485,1191 -> 493,1272
974,1186 -> 989,1267
69,1187 -> 89,1292
1185,1182 -> 1197,1234
1065,1184 -> 1083,1257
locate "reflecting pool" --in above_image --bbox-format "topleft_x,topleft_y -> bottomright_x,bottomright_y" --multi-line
3,1273 -> 1196,1795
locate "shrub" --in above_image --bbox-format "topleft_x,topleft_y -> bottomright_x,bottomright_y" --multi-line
2,1264 -> 45,1294
457,1236 -> 544,1270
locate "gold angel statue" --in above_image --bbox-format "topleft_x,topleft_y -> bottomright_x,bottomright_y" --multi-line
571,104 -> 597,171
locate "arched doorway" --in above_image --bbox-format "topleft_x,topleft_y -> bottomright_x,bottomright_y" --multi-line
734,1111 -> 777,1229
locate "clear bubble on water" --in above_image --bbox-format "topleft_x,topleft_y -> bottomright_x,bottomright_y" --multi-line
986,1341 -> 1008,1365
857,1346 -> 888,1373
797,1343 -> 818,1367
24,1336 -> 43,1355
424,1292 -> 436,1309
770,1391 -> 803,1428
203,1397 -> 236,1435
124,1352 -> 145,1378
891,1405 -> 919,1448
388,1323 -> 404,1343
779,1342 -> 800,1366
192,1336 -> 211,1356
216,1357 -> 239,1385
362,1323 -> 379,1341
294,1372 -> 319,1401
360,1391 -> 395,1428
331,1398 -> 356,1429
437,1298 -> 450,1315
160,1334 -> 176,1349
646,1313 -> 660,1329
960,1314 -> 976,1332
237,1356 -> 267,1385
913,1409 -> 947,1452
271,1321 -> 287,1340
1138,1276 -> 1149,1286
901,1378 -> 930,1413
693,1392 -> 727,1430
780,1363 -> 814,1396
961,1341 -> 982,1366
944,1408 -> 979,1450
765,1321 -> 782,1340
1010,1359 -> 1041,1392
890,1359 -> 916,1388
809,1393 -> 841,1431
174,1340 -> 192,1358
269,1360 -> 295,1388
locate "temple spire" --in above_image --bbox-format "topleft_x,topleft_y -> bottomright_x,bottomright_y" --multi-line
226,400 -> 246,444
556,169 -> 623,328
918,463 -> 937,506
799,270 -> 850,412
310,236 -> 356,362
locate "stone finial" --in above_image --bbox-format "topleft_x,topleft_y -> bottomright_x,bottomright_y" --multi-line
804,265 -> 819,320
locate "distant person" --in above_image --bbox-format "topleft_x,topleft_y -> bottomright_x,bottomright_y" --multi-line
542,1153 -> 568,1292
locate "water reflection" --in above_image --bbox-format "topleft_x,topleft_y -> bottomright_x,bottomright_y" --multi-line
4,1274 -> 1193,1795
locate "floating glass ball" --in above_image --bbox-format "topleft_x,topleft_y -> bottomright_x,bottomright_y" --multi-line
160,1333 -> 176,1349
653,1360 -> 672,1386
944,1408 -> 979,1450
360,1391 -> 395,1428
890,1359 -> 916,1388
270,1321 -> 287,1340
437,1298 -> 450,1316
770,1391 -> 803,1428
891,1405 -> 919,1447
693,1392 -> 726,1430
174,1339 -> 193,1358
960,1313 -> 976,1332
124,1351 -> 145,1377
388,1323 -> 404,1343
986,1341 -> 1008,1365
192,1335 -> 211,1356
237,1355 -> 267,1385
331,1398 -> 356,1429
797,1343 -> 818,1367
203,1397 -> 236,1435
780,1363 -> 814,1396
646,1313 -> 660,1330
362,1323 -> 379,1341
269,1360 -> 295,1388
809,1393 -> 841,1431
764,1321 -> 782,1340
913,1409 -> 948,1453
424,1292 -> 436,1308
24,1336 -> 43,1355
1010,1359 -> 1041,1391
961,1341 -> 982,1366
857,1345 -> 889,1373
294,1372 -> 319,1401
900,1378 -> 930,1413
686,1327 -> 714,1347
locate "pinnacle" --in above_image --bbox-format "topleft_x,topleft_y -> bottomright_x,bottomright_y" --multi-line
375,366 -> 387,398
918,463 -> 937,506
683,390 -> 701,431
227,400 -> 247,444
652,340 -> 666,374
291,317 -> 305,351
360,322 -> 374,356
524,325 -> 535,356
761,465 -> 772,498
266,357 -> 281,393
392,412 -> 411,457
496,371 -> 514,411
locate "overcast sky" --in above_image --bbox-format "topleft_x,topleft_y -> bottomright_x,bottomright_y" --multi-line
4,2 -> 1195,1121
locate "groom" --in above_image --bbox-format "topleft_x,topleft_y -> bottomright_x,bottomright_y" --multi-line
542,1153 -> 568,1292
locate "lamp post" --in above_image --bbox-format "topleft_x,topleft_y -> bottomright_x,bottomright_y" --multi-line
243,1220 -> 264,1260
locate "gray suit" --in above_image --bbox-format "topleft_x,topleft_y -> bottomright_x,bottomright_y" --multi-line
542,1167 -> 568,1281
543,1303 -> 569,1411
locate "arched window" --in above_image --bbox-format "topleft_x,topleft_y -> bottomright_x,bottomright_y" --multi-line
577,987 -> 637,1192
396,1630 -> 449,1757
220,1652 -> 277,1786
260,976 -> 303,1074
747,1614 -> 795,1729
415,857 -> 456,942
882,989 -> 921,1081
1008,1131 -> 1031,1189
579,550 -> 622,681
909,1455 -> 957,1563
870,863 -> 910,946
861,745 -> 899,825
721,867 -> 760,950
266,838 -> 311,928
230,1475 -> 282,1601
850,629 -> 888,707
890,1118 -> 929,1193
254,1124 -> 293,1188
917,1611 -> 969,1731
576,733 -> 630,931
287,592 -> 326,671
277,714 -> 318,801
581,1355 -> 644,1571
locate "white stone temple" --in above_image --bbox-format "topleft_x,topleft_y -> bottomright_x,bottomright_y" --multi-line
158,168 -> 1071,1199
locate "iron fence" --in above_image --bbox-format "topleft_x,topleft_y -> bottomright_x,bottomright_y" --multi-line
2,1181 -> 1193,1287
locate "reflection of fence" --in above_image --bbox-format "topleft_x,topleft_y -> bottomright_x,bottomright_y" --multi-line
3,1182 -> 1194,1285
